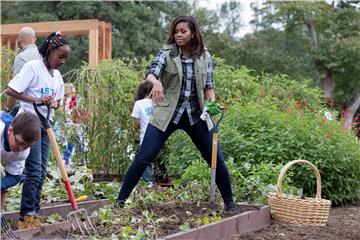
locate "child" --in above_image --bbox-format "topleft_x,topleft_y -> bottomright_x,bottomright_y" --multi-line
1,112 -> 41,211
63,83 -> 77,122
6,31 -> 70,229
131,81 -> 154,183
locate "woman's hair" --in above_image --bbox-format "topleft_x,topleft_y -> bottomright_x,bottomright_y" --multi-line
38,31 -> 69,58
167,15 -> 205,56
12,112 -> 41,143
135,81 -> 153,101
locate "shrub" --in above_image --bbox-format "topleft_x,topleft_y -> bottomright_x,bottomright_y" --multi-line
221,102 -> 360,205
64,59 -> 147,174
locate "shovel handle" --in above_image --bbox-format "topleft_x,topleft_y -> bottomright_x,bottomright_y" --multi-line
208,107 -> 224,203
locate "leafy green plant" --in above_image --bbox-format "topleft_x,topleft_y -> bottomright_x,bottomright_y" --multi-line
222,102 -> 360,205
205,101 -> 222,116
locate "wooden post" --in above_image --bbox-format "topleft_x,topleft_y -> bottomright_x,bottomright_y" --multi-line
0,19 -> 112,66
88,29 -> 98,67
105,23 -> 112,59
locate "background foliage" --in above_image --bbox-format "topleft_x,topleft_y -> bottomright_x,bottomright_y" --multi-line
1,1 -> 360,206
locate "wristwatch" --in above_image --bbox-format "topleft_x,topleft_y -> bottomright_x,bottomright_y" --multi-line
4,106 -> 11,112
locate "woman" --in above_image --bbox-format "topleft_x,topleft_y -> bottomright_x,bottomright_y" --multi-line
117,15 -> 236,211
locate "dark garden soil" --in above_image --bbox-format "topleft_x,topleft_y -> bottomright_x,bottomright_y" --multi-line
96,201 -> 259,238
234,201 -> 360,240
21,200 -> 360,240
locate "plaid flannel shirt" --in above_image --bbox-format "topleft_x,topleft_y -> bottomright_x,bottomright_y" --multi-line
147,47 -> 214,125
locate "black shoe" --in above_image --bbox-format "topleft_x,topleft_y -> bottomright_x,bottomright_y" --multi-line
114,200 -> 125,208
225,202 -> 237,212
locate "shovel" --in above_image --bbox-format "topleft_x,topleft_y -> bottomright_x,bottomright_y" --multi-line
209,107 -> 224,203
33,103 -> 96,235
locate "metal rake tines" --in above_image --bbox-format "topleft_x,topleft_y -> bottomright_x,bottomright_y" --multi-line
0,215 -> 17,240
66,208 -> 97,236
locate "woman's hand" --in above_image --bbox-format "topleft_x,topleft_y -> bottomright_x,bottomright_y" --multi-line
204,88 -> 215,102
147,74 -> 164,104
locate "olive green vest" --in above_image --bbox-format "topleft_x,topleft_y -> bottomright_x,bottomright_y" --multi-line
150,44 -> 214,132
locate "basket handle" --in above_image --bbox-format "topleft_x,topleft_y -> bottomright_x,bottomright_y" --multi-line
276,159 -> 322,199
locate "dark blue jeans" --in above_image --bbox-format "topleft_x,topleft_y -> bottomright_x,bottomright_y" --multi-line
117,113 -> 233,205
141,166 -> 153,182
20,127 -> 50,216
1,173 -> 23,191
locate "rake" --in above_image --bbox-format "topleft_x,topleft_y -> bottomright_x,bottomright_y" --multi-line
0,213 -> 17,240
33,103 -> 96,236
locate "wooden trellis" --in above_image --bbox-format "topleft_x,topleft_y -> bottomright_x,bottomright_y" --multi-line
0,19 -> 112,66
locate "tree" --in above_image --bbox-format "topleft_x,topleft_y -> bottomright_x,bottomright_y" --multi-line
1,1 -> 191,74
274,1 -> 360,128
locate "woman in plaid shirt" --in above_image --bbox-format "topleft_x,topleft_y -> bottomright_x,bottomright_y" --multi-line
117,15 -> 236,211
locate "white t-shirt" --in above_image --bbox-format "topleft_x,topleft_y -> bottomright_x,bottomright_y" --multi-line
8,59 -> 64,120
131,98 -> 153,144
0,120 -> 29,175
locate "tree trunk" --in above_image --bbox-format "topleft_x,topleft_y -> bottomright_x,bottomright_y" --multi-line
304,19 -> 335,98
304,19 -> 318,48
343,93 -> 360,129
321,71 -> 335,98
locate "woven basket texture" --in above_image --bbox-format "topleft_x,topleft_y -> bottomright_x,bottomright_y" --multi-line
267,159 -> 331,226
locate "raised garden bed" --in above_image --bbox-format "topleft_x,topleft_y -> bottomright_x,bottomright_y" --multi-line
2,200 -> 270,239
97,201 -> 270,239
2,199 -> 109,239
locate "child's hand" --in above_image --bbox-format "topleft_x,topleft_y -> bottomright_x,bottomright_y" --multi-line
40,95 -> 53,106
50,100 -> 60,109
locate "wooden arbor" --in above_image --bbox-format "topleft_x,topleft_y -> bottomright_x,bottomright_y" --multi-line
0,19 -> 111,66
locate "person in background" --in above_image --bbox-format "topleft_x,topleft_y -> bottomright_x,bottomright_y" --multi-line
63,83 -> 77,121
1,112 -> 41,212
7,31 -> 70,229
131,81 -> 155,184
116,15 -> 236,211
4,26 -> 41,117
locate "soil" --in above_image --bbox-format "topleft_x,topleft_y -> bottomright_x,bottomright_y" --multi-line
234,202 -> 360,240
10,201 -> 360,239
96,201 -> 259,238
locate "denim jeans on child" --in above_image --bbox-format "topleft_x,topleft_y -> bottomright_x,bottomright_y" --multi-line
117,112 -> 233,205
1,173 -> 23,191
141,166 -> 154,182
20,127 -> 50,216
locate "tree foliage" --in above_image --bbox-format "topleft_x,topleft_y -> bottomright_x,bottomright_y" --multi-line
1,1 -> 191,73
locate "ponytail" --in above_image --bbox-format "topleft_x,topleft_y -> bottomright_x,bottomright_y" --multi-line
38,31 -> 69,58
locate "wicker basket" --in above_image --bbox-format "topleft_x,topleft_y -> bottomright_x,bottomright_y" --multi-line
267,159 -> 331,226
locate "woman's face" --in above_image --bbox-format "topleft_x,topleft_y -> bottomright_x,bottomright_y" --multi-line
174,22 -> 194,48
48,45 -> 70,70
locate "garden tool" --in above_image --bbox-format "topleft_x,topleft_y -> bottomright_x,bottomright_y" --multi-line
208,107 -> 224,203
33,103 -> 96,236
1,213 -> 17,240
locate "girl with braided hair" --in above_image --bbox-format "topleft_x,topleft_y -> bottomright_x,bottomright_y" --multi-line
7,31 -> 70,229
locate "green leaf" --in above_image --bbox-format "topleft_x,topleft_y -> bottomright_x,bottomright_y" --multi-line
179,222 -> 191,232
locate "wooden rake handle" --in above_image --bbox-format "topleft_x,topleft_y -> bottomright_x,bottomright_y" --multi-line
33,103 -> 78,210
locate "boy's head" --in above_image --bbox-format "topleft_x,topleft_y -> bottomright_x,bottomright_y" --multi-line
136,81 -> 153,101
7,112 -> 41,152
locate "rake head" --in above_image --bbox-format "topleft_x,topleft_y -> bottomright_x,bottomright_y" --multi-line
0,214 -> 17,240
66,208 -> 97,236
